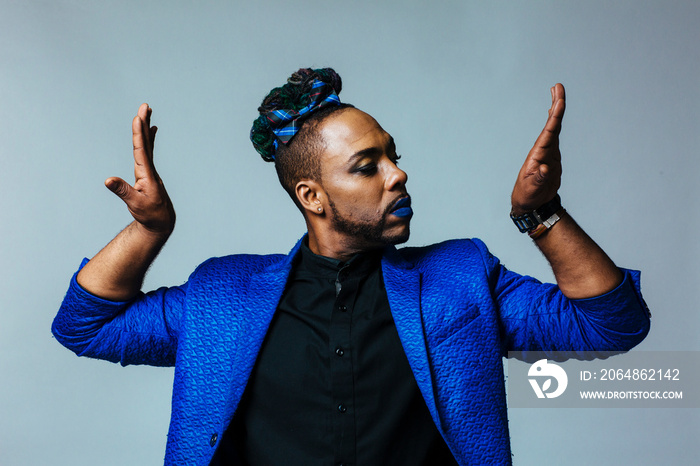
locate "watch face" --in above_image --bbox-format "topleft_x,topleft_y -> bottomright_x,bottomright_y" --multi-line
511,212 -> 539,233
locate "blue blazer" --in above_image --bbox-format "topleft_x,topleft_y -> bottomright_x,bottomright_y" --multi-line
52,237 -> 650,465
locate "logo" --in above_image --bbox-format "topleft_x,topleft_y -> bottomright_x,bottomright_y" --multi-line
528,359 -> 568,399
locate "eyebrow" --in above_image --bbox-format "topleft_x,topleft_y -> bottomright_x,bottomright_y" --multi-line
349,136 -> 396,161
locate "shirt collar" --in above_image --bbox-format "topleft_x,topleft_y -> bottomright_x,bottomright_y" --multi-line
296,240 -> 382,279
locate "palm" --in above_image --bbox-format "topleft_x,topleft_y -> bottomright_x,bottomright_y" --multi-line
511,84 -> 565,215
105,104 -> 175,235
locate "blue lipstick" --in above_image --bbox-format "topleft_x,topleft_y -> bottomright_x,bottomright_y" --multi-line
390,197 -> 413,218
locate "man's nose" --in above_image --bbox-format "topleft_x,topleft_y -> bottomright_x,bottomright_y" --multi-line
385,162 -> 408,191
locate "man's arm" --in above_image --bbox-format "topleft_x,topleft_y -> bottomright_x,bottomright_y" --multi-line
511,84 -> 622,299
76,103 -> 176,301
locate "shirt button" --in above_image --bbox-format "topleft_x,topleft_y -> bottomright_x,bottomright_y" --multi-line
337,403 -> 347,413
209,433 -> 218,447
335,347 -> 344,357
338,304 -> 347,312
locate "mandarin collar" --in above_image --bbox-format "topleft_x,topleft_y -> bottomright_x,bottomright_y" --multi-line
297,240 -> 382,278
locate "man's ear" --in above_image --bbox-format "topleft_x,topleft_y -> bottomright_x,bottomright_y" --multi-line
295,179 -> 326,216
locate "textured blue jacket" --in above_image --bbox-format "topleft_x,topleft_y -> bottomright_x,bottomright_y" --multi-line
52,237 -> 650,465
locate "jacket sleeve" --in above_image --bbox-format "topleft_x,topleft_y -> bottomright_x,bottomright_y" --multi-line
51,258 -> 187,367
472,239 -> 652,353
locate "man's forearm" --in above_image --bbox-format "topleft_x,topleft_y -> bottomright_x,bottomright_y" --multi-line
533,213 -> 622,299
76,221 -> 171,301
75,103 -> 175,301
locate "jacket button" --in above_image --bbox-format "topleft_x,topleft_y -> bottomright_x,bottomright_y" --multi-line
210,433 -> 218,447
337,403 -> 347,413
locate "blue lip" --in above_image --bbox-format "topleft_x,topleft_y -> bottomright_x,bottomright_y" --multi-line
390,197 -> 413,218
391,206 -> 414,218
392,196 -> 411,209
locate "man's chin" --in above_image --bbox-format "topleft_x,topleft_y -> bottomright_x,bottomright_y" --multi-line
386,228 -> 410,246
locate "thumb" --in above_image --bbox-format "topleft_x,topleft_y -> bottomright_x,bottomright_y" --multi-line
534,164 -> 550,185
105,177 -> 134,202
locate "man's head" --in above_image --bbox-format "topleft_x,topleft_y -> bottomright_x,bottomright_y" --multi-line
251,68 -> 412,255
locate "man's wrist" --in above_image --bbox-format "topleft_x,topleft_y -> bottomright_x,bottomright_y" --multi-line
510,194 -> 563,233
132,220 -> 174,245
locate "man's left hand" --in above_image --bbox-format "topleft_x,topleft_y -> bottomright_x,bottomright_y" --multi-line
511,83 -> 565,215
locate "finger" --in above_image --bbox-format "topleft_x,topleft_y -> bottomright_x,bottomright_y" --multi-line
137,103 -> 152,155
534,163 -> 550,185
554,82 -> 566,102
137,102 -> 149,118
132,114 -> 148,166
150,126 -> 158,157
530,115 -> 563,164
551,86 -> 555,108
137,103 -> 150,127
552,84 -> 566,117
542,88 -> 565,137
105,176 -> 135,202
534,109 -> 562,145
141,104 -> 153,153
131,120 -> 158,189
548,97 -> 565,132
145,106 -> 154,152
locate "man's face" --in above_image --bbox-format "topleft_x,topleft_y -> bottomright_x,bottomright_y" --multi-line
316,108 -> 412,249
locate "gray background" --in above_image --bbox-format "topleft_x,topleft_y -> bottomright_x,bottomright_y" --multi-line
1,0 -> 697,464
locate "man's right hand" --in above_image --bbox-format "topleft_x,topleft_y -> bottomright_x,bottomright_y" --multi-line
105,103 -> 175,238
76,104 -> 176,301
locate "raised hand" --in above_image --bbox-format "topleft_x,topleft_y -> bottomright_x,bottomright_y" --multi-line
76,104 -> 176,300
507,84 -> 623,298
105,103 -> 175,237
510,84 -> 565,215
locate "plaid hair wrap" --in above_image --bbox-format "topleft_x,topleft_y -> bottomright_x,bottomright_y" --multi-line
265,79 -> 341,153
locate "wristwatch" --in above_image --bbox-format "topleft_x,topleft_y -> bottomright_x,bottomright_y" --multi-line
510,194 -> 563,233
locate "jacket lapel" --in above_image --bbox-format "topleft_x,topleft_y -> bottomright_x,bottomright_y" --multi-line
209,239 -> 442,433
381,246 -> 441,432
221,238 -> 304,417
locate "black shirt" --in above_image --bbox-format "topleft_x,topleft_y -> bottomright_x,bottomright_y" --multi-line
212,243 -> 457,465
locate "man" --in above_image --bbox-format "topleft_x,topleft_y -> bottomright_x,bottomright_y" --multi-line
53,68 -> 650,465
